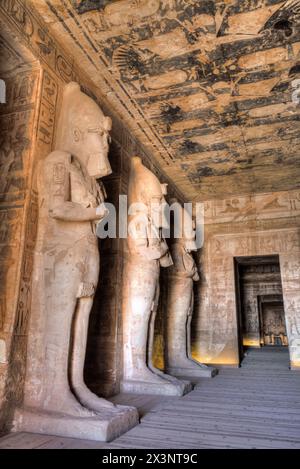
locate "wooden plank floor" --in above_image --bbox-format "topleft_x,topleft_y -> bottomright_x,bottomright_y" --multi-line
1,347 -> 300,449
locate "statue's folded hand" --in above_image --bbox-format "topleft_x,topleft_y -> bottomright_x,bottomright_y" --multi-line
95,203 -> 109,219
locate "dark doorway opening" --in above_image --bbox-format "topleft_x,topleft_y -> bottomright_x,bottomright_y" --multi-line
234,255 -> 288,365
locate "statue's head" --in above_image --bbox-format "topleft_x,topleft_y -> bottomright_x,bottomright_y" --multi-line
129,156 -> 168,229
170,199 -> 197,252
55,82 -> 112,178
183,208 -> 197,252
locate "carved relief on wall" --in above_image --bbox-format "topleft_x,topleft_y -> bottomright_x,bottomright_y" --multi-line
14,193 -> 38,337
209,229 -> 300,259
0,63 -> 61,430
0,69 -> 39,203
9,71 -> 58,348
9,70 -> 59,345
36,70 -> 58,153
195,219 -> 300,367
286,299 -> 300,337
205,190 -> 300,225
198,288 -> 236,362
283,294 -> 300,366
243,295 -> 259,333
0,0 -> 53,67
3,69 -> 38,110
0,67 -> 39,346
0,113 -> 31,203
0,34 -> 23,74
0,0 -> 77,85
281,255 -> 300,288
0,209 -> 22,337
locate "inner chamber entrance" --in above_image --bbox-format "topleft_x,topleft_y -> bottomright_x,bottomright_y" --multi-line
234,255 -> 288,361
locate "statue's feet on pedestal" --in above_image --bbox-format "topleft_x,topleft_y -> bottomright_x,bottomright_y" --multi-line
40,389 -> 100,418
148,363 -> 188,385
13,389 -> 139,442
166,358 -> 218,378
121,367 -> 192,396
73,384 -> 117,413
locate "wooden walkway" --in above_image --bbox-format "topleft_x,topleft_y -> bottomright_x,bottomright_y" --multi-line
1,347 -> 300,449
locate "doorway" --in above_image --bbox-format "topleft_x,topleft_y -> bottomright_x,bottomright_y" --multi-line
234,255 -> 288,364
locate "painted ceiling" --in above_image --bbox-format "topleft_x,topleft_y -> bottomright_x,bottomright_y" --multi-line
29,0 -> 300,201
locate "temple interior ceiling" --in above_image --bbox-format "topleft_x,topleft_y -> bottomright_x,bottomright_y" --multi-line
28,0 -> 300,201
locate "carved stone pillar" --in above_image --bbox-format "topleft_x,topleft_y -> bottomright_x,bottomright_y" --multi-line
13,82 -> 138,442
121,157 -> 192,396
165,202 -> 217,378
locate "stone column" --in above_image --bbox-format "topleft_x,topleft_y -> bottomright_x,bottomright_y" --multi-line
13,82 -> 138,442
121,157 -> 192,396
165,202 -> 217,378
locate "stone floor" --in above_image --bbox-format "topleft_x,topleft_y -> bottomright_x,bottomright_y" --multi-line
1,347 -> 300,449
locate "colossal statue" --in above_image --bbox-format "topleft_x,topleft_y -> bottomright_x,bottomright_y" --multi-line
14,82 -> 138,441
121,157 -> 192,395
165,201 -> 217,378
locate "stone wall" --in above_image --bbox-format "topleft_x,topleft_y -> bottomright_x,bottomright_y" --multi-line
0,51 -> 40,430
192,189 -> 300,369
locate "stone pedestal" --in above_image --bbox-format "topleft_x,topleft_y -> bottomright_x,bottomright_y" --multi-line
120,378 -> 192,396
13,405 -> 139,442
166,363 -> 217,379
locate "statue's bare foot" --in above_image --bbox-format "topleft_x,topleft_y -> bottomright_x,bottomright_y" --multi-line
167,357 -> 217,378
43,390 -> 97,418
188,358 -> 210,369
148,364 -> 182,384
73,384 -> 116,413
177,357 -> 211,370
134,367 -> 184,388
187,358 -> 217,376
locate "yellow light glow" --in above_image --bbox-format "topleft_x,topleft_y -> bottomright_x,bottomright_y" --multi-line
243,338 -> 260,347
290,360 -> 300,370
152,336 -> 164,371
191,350 -> 239,367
